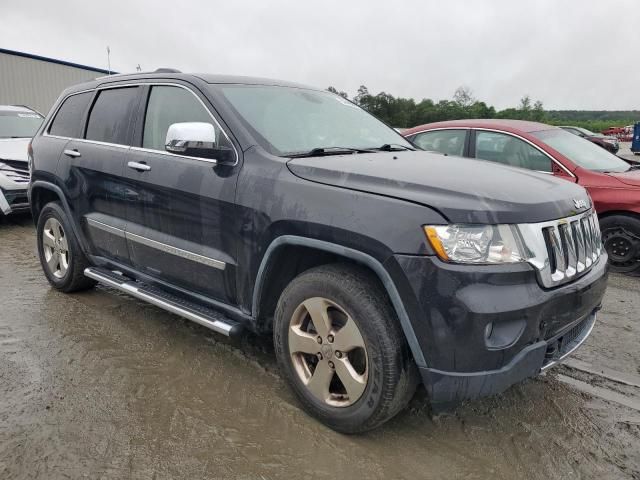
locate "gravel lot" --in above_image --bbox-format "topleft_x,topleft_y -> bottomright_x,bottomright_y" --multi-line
1,214 -> 639,480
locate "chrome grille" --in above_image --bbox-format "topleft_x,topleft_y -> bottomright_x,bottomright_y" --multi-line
520,210 -> 603,288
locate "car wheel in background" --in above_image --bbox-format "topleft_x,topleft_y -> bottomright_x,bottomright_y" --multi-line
273,263 -> 418,434
600,215 -> 640,274
36,202 -> 96,292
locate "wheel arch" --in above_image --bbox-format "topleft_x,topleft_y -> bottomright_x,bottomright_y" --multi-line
252,235 -> 427,368
598,209 -> 640,221
29,181 -> 90,255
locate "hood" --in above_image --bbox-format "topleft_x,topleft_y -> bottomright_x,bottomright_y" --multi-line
608,169 -> 640,188
0,138 -> 30,163
287,151 -> 591,224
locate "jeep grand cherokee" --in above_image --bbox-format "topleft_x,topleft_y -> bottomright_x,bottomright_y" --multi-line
29,71 -> 608,433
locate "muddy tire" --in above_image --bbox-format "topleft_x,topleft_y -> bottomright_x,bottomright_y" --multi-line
274,263 -> 418,433
36,202 -> 96,292
600,215 -> 640,274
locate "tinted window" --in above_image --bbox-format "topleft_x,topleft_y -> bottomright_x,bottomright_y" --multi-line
475,131 -> 552,172
142,86 -> 230,153
49,92 -> 92,138
413,130 -> 466,156
85,87 -> 139,145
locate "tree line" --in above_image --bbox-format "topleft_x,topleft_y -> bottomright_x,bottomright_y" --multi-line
327,85 -> 638,133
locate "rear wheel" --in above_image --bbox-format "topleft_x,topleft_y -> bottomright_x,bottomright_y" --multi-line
36,202 -> 96,292
600,215 -> 640,274
274,263 -> 418,433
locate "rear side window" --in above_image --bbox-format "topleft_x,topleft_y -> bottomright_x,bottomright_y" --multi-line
85,87 -> 140,145
413,130 -> 467,156
49,92 -> 92,138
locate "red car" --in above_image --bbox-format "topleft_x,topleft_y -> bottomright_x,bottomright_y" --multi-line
403,119 -> 640,273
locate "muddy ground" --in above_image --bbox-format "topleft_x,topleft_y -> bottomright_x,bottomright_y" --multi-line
1,214 -> 639,480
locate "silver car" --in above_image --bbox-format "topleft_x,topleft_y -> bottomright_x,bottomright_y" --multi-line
0,105 -> 42,216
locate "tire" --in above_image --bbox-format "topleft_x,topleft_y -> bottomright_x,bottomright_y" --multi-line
36,202 -> 96,292
274,263 -> 418,433
600,215 -> 640,274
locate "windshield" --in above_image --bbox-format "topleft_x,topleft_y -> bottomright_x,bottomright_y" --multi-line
216,85 -> 412,156
533,129 -> 630,173
575,127 -> 596,136
0,110 -> 43,138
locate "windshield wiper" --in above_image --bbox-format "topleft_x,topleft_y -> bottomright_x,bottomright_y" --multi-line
286,146 -> 375,158
376,143 -> 415,152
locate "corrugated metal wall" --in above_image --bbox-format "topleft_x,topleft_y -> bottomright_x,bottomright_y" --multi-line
0,52 -> 104,115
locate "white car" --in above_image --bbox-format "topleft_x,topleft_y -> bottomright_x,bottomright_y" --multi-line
0,105 -> 43,216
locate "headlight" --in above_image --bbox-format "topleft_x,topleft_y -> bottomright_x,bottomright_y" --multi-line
423,224 -> 529,264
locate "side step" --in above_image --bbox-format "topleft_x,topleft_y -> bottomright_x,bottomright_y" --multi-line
84,267 -> 243,338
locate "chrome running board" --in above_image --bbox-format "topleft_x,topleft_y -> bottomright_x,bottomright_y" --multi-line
84,267 -> 243,337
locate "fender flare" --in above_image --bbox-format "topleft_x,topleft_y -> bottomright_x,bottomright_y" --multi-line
252,235 -> 427,367
30,180 -> 91,255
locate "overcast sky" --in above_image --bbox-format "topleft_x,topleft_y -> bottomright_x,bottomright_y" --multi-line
2,0 -> 638,110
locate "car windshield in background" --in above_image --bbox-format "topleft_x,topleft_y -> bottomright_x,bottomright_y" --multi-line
216,85 -> 412,156
0,110 -> 43,138
533,129 -> 630,173
575,127 -> 596,136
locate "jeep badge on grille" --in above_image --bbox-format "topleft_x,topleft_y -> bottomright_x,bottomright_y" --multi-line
573,198 -> 588,210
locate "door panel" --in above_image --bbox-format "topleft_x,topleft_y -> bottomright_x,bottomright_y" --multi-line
57,140 -> 130,263
123,84 -> 240,304
55,85 -> 142,264
123,148 -> 238,302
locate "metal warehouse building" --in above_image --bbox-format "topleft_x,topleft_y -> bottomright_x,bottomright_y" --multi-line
0,48 -> 112,115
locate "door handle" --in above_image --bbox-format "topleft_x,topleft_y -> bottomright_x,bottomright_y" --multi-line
127,161 -> 151,172
63,149 -> 81,158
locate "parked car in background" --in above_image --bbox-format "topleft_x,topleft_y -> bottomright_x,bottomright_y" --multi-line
404,119 -> 640,273
0,105 -> 43,216
29,73 -> 607,432
559,126 -> 619,154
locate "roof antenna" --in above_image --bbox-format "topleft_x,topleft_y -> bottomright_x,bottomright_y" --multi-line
106,46 -> 111,75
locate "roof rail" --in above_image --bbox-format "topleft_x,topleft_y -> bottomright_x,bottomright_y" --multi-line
154,68 -> 181,73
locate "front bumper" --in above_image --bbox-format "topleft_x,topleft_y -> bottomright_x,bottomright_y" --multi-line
390,251 -> 608,405
0,187 -> 30,215
420,310 -> 597,405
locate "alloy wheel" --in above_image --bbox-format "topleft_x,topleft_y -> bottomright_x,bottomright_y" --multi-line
42,217 -> 69,279
288,297 -> 368,407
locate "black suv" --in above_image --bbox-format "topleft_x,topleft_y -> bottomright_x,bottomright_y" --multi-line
29,72 -> 608,433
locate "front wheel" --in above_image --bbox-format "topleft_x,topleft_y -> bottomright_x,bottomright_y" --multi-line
36,202 -> 96,292
600,215 -> 640,274
274,263 -> 418,433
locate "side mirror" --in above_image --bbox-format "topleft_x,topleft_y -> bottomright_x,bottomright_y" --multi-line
165,122 -> 232,162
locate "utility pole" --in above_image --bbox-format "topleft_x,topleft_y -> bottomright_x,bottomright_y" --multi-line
106,46 -> 111,75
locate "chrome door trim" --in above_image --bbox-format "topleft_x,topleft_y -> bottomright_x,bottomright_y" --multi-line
126,231 -> 226,270
85,218 -> 226,270
87,218 -> 126,238
42,82 -> 239,166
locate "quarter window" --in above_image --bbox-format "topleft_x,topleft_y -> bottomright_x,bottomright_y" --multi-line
49,92 -> 93,138
474,131 -> 552,172
142,86 -> 232,155
85,87 -> 140,145
412,130 -> 467,157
